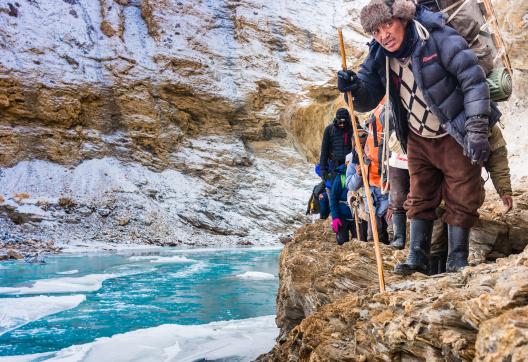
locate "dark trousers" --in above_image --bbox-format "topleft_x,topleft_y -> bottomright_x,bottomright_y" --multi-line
336,219 -> 368,245
404,132 -> 482,228
389,166 -> 410,213
367,215 -> 389,244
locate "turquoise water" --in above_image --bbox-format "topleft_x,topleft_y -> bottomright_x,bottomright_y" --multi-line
0,247 -> 280,357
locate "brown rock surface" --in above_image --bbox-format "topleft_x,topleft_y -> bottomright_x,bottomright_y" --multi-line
259,193 -> 528,361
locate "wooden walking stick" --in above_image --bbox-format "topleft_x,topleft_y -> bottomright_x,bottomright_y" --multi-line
352,199 -> 361,241
338,29 -> 386,292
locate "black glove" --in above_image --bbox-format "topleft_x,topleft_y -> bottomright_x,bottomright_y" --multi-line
337,70 -> 360,93
463,116 -> 490,164
321,171 -> 328,182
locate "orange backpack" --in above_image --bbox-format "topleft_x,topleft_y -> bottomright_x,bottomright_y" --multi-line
364,102 -> 389,190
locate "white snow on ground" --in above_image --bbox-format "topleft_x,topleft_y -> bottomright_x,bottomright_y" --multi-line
0,274 -> 116,295
0,158 -> 197,202
0,295 -> 86,336
235,271 -> 276,280
0,136 -> 317,248
56,270 -> 79,275
60,243 -> 163,254
0,315 -> 278,362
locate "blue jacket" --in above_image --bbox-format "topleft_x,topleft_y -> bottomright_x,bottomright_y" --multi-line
351,6 -> 500,151
319,192 -> 330,220
346,162 -> 388,218
330,166 -> 353,220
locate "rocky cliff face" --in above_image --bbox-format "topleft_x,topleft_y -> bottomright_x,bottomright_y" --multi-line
0,1 -> 527,251
258,191 -> 528,361
0,0 -> 370,249
0,0 -> 370,168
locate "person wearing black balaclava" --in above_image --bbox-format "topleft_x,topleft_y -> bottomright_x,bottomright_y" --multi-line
319,108 -> 353,185
336,0 -> 502,275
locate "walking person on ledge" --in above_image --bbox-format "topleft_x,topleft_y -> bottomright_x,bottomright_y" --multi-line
319,108 -> 353,186
337,0 -> 502,274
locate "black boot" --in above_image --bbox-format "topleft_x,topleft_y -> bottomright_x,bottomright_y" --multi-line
438,252 -> 447,274
428,255 -> 439,275
446,225 -> 470,272
390,213 -> 407,250
394,219 -> 433,275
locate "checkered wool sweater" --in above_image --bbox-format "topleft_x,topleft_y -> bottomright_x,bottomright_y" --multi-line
390,57 -> 447,138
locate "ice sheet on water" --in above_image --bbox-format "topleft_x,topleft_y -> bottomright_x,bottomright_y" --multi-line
128,255 -> 195,264
235,271 -> 276,280
0,295 -> 86,336
56,270 -> 79,275
0,274 -> 117,295
13,315 -> 277,362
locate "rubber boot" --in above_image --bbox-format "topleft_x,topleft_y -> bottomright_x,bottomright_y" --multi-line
390,213 -> 407,250
438,252 -> 447,274
428,255 -> 439,275
446,225 -> 470,272
394,219 -> 433,275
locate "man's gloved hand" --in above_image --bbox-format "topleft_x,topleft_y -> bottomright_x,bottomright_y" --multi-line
337,70 -> 360,93
332,218 -> 343,233
463,116 -> 490,164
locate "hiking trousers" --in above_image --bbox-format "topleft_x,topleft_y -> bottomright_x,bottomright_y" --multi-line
336,219 -> 368,244
404,132 -> 482,229
389,166 -> 410,213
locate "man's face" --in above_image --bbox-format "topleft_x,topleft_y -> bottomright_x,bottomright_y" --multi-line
337,118 -> 346,128
372,18 -> 407,52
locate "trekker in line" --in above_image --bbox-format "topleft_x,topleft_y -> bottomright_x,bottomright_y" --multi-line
337,0 -> 501,274
429,124 -> 513,274
346,103 -> 390,245
387,129 -> 409,250
319,108 -> 353,186
330,162 -> 364,245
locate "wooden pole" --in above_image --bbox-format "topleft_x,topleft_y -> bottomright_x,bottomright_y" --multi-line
480,0 -> 512,75
338,29 -> 386,292
352,200 -> 361,242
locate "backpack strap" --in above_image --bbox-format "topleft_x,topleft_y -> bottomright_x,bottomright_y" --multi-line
372,115 -> 379,148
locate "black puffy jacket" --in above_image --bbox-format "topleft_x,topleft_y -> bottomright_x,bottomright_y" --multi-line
319,118 -> 353,174
351,6 -> 501,151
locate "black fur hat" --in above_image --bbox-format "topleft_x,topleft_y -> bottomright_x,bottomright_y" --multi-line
360,0 -> 416,34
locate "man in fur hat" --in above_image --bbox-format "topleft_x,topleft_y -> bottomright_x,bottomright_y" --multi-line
337,0 -> 501,274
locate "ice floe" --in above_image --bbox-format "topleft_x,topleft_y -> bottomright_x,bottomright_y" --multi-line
0,274 -> 117,295
4,315 -> 278,362
56,270 -> 79,275
128,255 -> 195,264
0,295 -> 86,336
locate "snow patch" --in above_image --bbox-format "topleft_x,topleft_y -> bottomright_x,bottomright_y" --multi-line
0,295 -> 86,336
